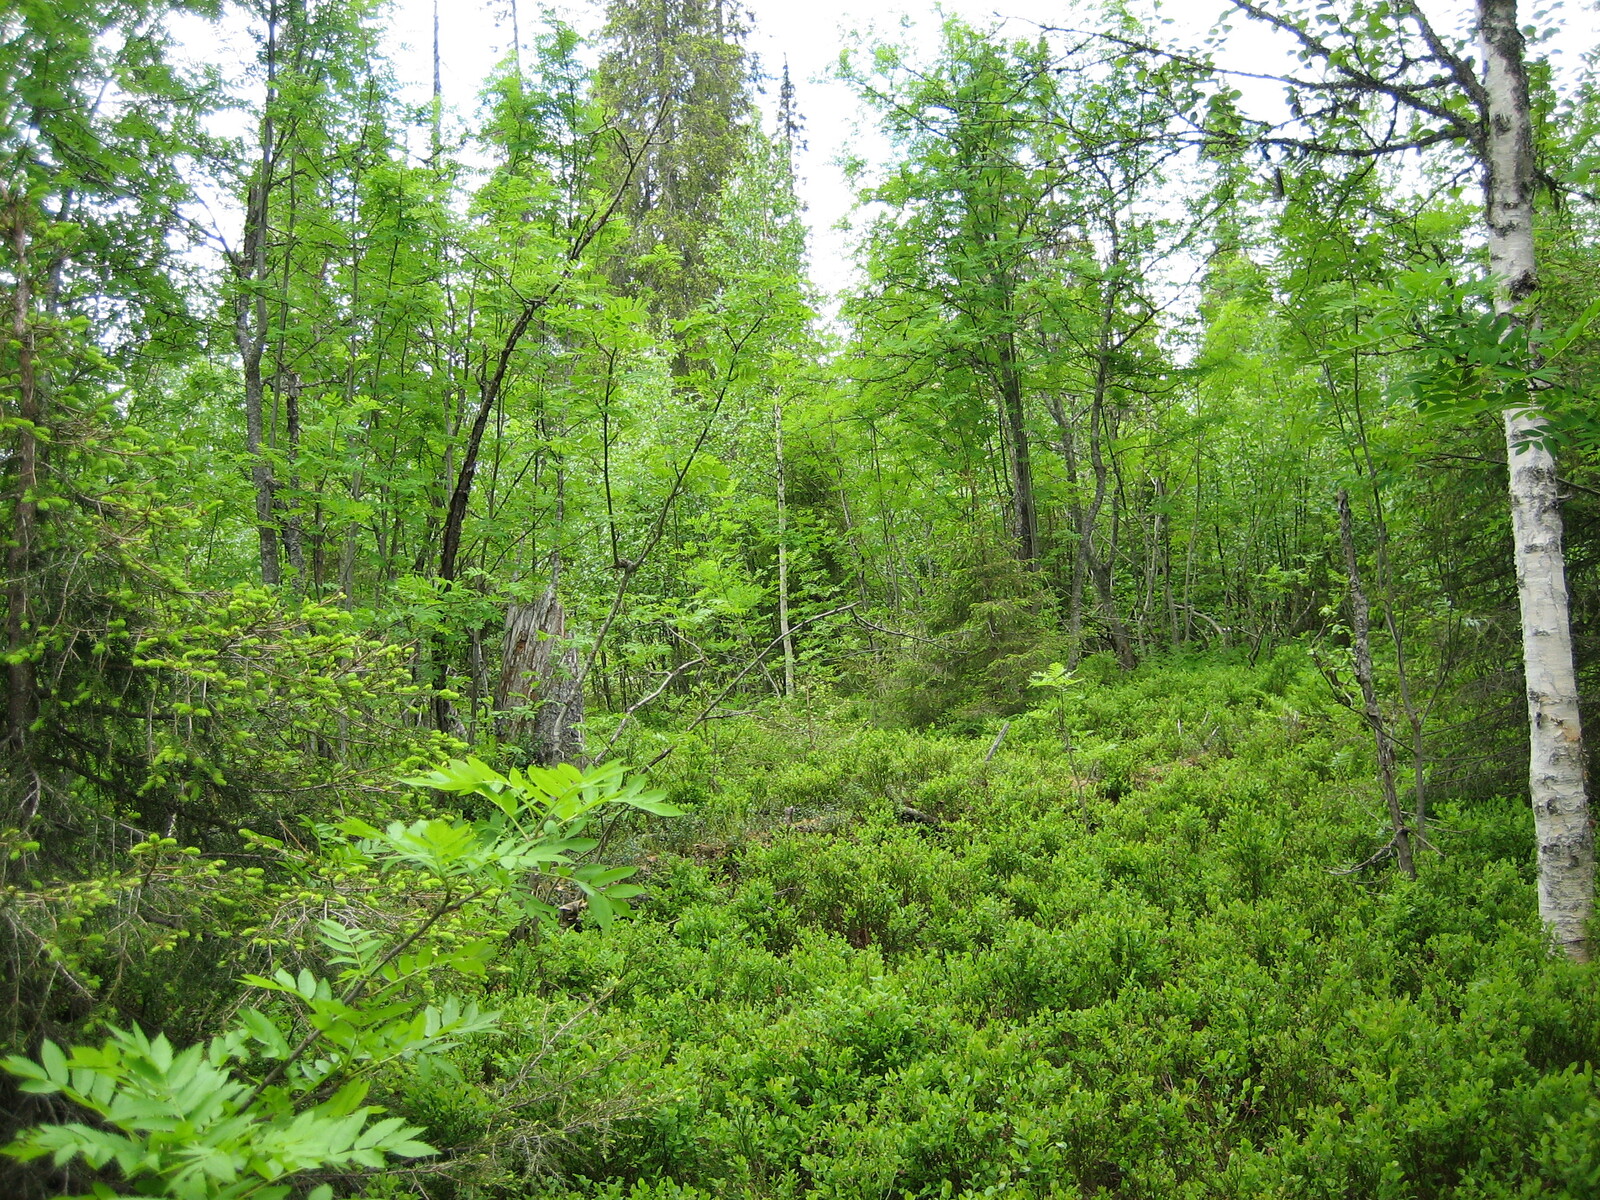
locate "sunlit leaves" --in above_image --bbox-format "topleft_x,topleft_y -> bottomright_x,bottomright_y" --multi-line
4,745 -> 679,1196
3,1025 -> 432,1200
1332,266 -> 1600,453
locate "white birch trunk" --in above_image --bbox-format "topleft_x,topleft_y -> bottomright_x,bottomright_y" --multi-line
775,400 -> 795,697
1480,0 -> 1593,960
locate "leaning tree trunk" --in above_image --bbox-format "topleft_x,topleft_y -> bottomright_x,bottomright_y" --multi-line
1480,0 -> 1592,961
497,586 -> 585,766
1337,489 -> 1416,880
3,197 -> 39,764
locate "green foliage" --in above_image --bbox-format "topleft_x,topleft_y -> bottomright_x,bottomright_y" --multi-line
3,757 -> 678,1198
131,588 -> 460,816
595,0 -> 755,318
1341,265 -> 1600,454
1027,662 -> 1083,740
392,757 -> 682,929
431,658 -> 1600,1200
877,541 -> 1064,728
5,1025 -> 429,1200
4,0 -> 1600,1196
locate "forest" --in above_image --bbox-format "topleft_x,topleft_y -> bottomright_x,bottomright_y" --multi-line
2,0 -> 1599,1196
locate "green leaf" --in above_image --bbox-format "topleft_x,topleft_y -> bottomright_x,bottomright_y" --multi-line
338,816 -> 382,839
3,1054 -> 53,1085
1545,295 -> 1600,360
39,1041 -> 68,1084
618,794 -> 685,816
238,1009 -> 290,1059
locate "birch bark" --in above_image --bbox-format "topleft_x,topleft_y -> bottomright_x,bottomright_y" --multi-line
1479,0 -> 1592,960
775,400 -> 796,696
1219,0 -> 1593,953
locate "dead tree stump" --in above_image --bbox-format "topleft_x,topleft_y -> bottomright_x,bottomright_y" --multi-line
496,587 -> 584,766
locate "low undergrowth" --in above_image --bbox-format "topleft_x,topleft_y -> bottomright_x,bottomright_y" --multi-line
380,654 -> 1600,1199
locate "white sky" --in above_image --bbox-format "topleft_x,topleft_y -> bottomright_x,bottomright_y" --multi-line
340,1 -> 1599,299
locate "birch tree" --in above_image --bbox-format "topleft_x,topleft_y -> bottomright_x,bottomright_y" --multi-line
1477,0 -> 1591,961
1205,0 -> 1592,958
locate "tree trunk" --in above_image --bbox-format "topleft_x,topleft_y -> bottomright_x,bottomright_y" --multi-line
1083,321 -> 1137,671
497,586 -> 585,766
282,370 -> 306,584
3,199 -> 39,763
434,132 -> 646,593
237,1 -> 281,586
1480,0 -> 1592,960
1048,394 -> 1089,665
1338,489 -> 1416,879
1182,435 -> 1202,644
1049,390 -> 1135,669
431,0 -> 442,152
238,177 -> 279,586
1159,475 -> 1179,648
997,331 -> 1040,564
775,400 -> 795,696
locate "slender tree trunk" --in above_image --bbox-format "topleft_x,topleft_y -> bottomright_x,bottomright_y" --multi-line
237,1 -> 281,586
508,0 -> 522,78
1048,394 -> 1089,666
1143,476 -> 1161,635
435,131 -> 646,594
828,428 -> 871,607
775,400 -> 795,696
1318,337 -> 1435,841
1083,317 -> 1137,670
239,202 -> 279,583
1159,476 -> 1179,648
996,330 -> 1039,564
431,0 -> 442,153
1343,362 -> 1432,846
1338,489 -> 1416,880
282,371 -> 306,583
1051,387 -> 1136,670
1183,435 -> 1202,644
1480,0 -> 1592,960
869,424 -> 903,614
338,362 -> 370,608
4,199 -> 39,762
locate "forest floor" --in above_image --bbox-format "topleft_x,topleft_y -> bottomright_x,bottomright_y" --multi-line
385,655 -> 1600,1200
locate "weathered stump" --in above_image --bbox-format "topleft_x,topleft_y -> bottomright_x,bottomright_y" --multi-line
496,588 -> 584,766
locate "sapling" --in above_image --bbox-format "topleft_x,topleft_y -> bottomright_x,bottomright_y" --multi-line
1028,663 -> 1092,828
